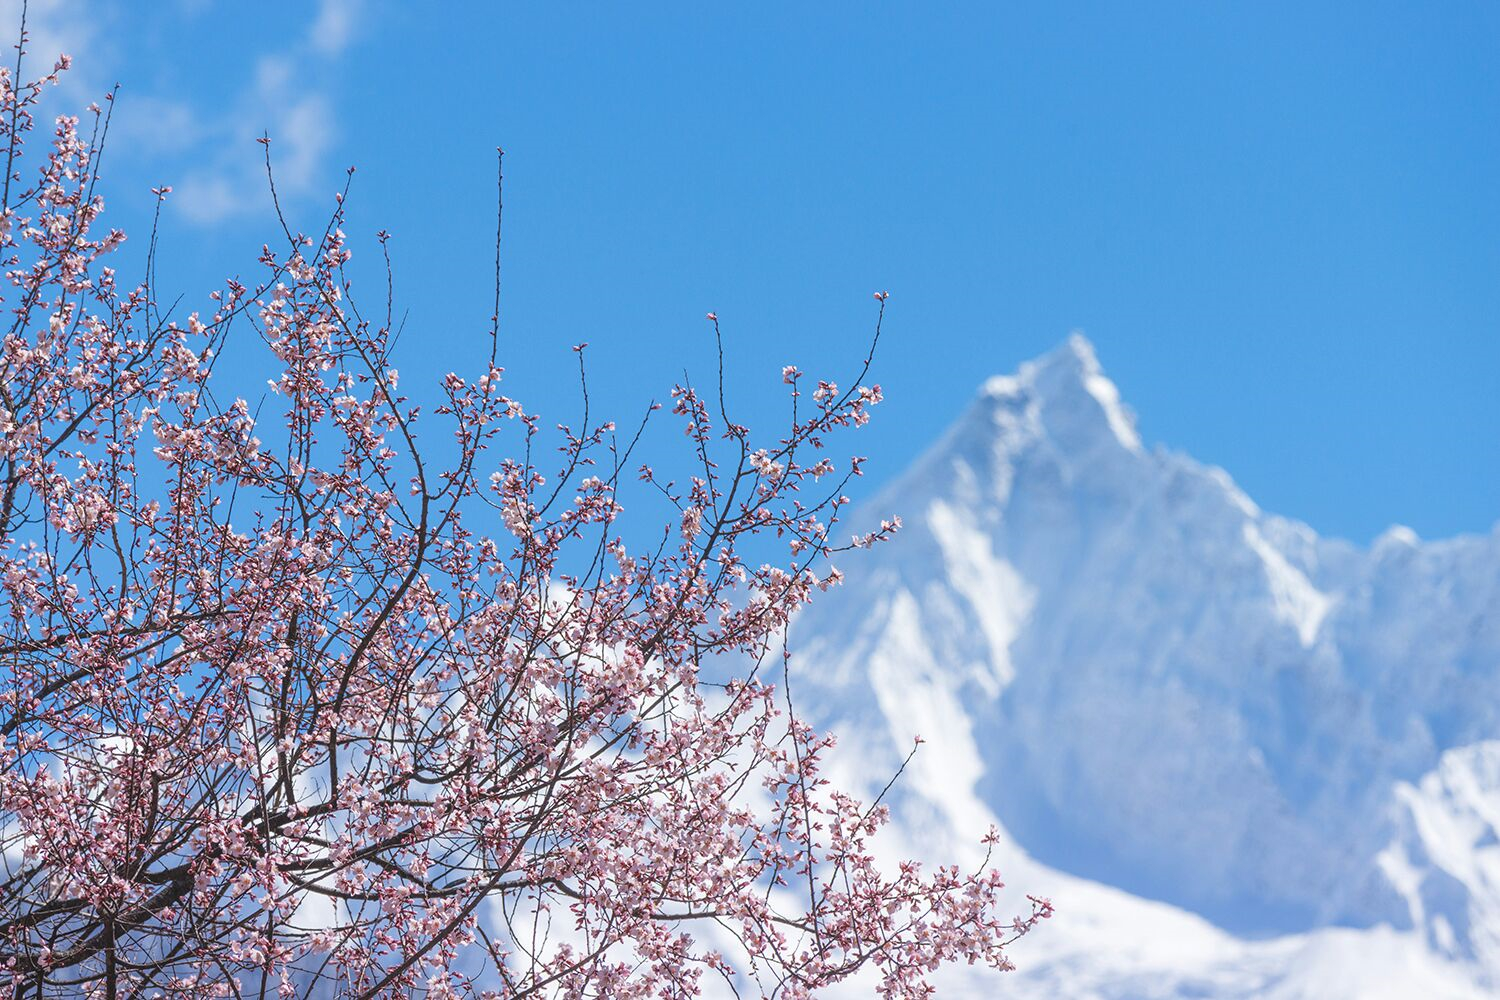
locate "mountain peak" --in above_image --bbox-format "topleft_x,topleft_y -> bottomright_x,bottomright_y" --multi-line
795,334 -> 1500,995
978,334 -> 1142,454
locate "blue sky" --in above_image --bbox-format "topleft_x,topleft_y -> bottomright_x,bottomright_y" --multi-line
24,1 -> 1500,543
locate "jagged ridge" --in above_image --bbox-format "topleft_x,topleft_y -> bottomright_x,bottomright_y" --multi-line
794,336 -> 1500,994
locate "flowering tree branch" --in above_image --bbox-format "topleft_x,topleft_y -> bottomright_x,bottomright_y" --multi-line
0,23 -> 1048,1000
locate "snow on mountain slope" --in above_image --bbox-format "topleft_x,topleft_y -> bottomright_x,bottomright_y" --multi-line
794,335 -> 1500,994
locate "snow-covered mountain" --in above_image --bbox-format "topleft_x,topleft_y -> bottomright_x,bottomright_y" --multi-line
795,336 -> 1500,997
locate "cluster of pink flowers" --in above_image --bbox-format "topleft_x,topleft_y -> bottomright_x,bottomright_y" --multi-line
0,38 -> 1047,1000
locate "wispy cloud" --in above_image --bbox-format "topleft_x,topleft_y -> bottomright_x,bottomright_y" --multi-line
169,53 -> 341,224
0,0 -> 368,228
0,0 -> 107,100
0,0 -> 368,226
167,0 -> 366,224
109,95 -> 202,156
309,0 -> 363,56
0,0 -> 366,226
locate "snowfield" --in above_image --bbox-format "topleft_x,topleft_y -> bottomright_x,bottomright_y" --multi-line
794,336 -> 1500,997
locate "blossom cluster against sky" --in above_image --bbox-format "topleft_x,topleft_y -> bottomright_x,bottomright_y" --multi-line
15,0 -> 1499,542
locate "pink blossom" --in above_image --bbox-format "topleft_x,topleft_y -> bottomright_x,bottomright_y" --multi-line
0,44 -> 1045,1000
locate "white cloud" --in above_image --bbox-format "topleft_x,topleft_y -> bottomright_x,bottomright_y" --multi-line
111,95 -> 202,156
174,87 -> 334,225
170,42 -> 342,224
0,0 -> 364,224
172,172 -> 241,225
0,0 -> 367,226
308,0 -> 364,56
274,95 -> 336,191
0,0 -> 108,101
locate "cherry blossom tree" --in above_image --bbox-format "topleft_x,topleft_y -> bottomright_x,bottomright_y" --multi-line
0,25 -> 1049,1000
